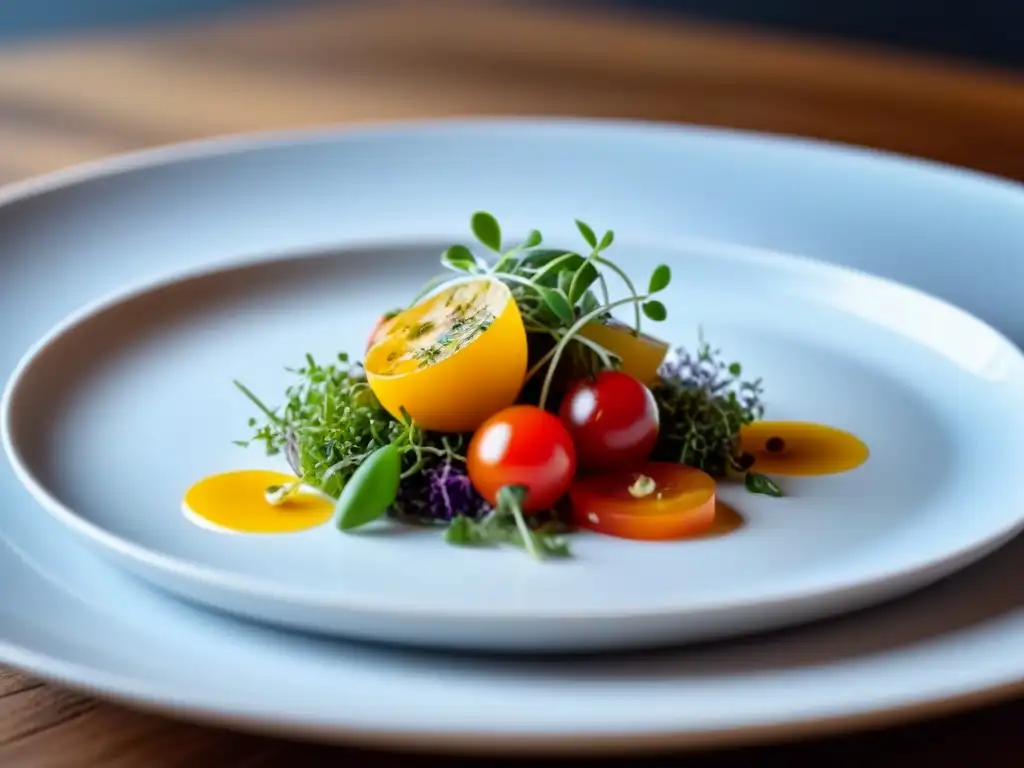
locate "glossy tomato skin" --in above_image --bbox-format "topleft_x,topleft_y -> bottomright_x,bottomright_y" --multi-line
558,370 -> 659,471
467,405 -> 577,513
569,462 -> 717,540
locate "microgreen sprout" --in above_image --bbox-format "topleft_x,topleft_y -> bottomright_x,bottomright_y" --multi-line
425,211 -> 673,410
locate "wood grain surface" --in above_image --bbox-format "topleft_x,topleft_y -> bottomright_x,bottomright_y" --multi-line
1,1 -> 1023,765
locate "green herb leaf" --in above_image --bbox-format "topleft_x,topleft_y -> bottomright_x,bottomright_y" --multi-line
642,300 -> 667,322
598,230 -> 615,251
532,253 -> 585,288
575,219 -> 598,249
745,472 -> 783,497
336,443 -> 402,530
568,261 -> 600,305
579,290 -> 603,317
493,257 -> 520,274
649,264 -> 671,293
540,288 -> 576,326
471,211 -> 502,252
441,244 -> 478,273
518,248 -> 572,268
444,515 -> 487,545
496,485 -> 542,560
728,362 -> 742,376
556,269 -> 574,296
521,229 -> 543,249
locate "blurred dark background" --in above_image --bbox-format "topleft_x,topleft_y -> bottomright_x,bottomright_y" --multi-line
1,0 -> 1022,69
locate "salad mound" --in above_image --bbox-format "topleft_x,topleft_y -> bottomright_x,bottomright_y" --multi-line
234,212 -> 780,559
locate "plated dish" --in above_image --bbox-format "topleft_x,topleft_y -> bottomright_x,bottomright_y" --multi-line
1,117 -> 1024,748
5,216 -> 1023,652
186,211 -> 867,558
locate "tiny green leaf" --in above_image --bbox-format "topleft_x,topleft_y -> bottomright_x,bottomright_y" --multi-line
471,211 -> 502,252
557,269 -> 574,296
441,244 -> 478,273
575,219 -> 598,249
642,300 -> 667,322
598,230 -> 615,250
579,290 -> 602,316
444,515 -> 487,546
568,261 -> 599,305
745,472 -> 783,497
493,257 -> 520,274
540,288 -> 576,326
728,362 -> 742,377
648,264 -> 671,293
532,253 -> 585,287
521,229 -> 543,249
518,248 -> 571,268
336,443 -> 401,530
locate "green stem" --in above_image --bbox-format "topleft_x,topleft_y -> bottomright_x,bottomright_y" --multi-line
233,380 -> 283,426
494,272 -> 545,295
410,273 -> 455,305
538,294 -> 649,410
570,335 -> 618,370
529,252 -> 581,284
524,341 -> 562,382
500,486 -> 538,560
593,255 -> 642,335
566,249 -> 599,310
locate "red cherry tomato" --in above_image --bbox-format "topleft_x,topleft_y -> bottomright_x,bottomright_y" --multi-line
558,370 -> 659,471
467,405 -> 577,513
569,462 -> 717,541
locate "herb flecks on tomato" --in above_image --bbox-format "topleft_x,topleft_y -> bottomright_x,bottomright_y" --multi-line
558,370 -> 659,471
569,462 -> 716,541
364,278 -> 528,433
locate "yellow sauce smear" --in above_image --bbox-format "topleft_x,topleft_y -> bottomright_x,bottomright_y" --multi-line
740,421 -> 869,476
183,470 -> 334,534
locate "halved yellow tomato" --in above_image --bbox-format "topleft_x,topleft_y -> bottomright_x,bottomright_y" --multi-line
577,320 -> 669,386
569,462 -> 717,541
366,313 -> 398,352
365,277 -> 528,433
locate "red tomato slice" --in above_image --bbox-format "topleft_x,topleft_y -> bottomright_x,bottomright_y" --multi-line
569,462 -> 716,541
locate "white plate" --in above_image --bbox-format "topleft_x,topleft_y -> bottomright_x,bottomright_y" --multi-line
0,118 -> 1023,748
5,221 -> 1024,653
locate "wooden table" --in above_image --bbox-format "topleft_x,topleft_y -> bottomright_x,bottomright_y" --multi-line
1,2 -> 1023,765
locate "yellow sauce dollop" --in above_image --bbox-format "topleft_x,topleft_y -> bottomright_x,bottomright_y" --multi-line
183,470 -> 334,534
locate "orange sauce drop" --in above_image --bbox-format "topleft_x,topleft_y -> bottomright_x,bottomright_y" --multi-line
699,501 -> 747,538
739,421 -> 868,476
183,470 -> 334,534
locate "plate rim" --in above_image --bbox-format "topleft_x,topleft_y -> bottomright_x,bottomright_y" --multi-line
5,229 -> 1024,622
4,118 -> 1024,626
0,630 -> 1021,756
2,116 -> 1024,751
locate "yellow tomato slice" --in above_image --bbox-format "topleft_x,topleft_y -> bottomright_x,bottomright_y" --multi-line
578,320 -> 669,386
365,277 -> 528,432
